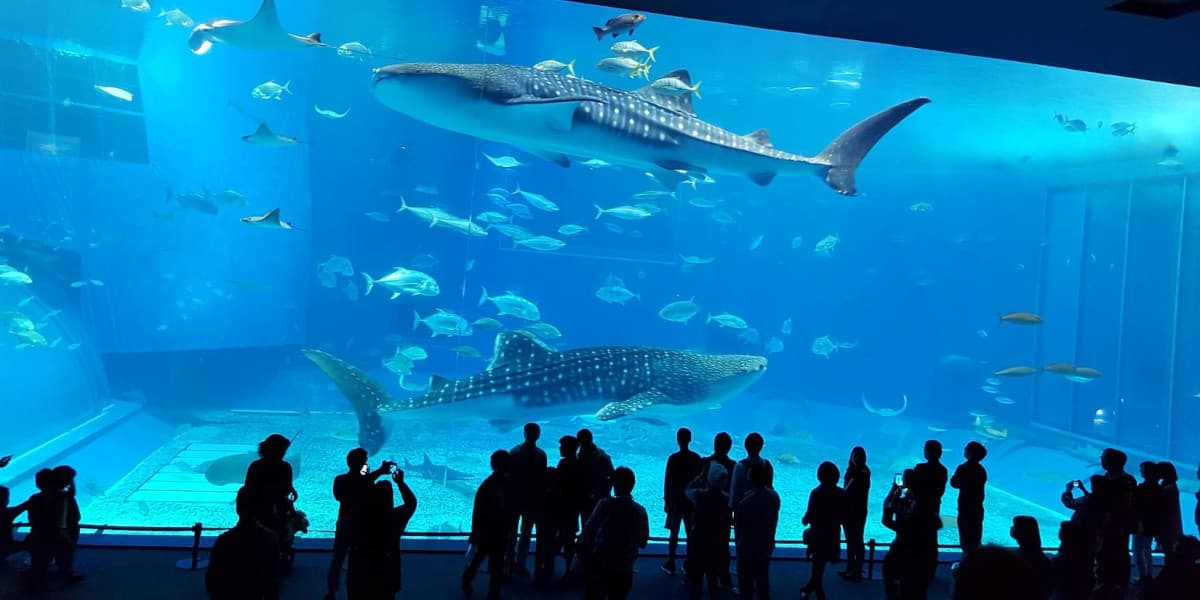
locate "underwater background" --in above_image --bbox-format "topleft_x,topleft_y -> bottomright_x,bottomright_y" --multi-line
1,0 -> 1199,547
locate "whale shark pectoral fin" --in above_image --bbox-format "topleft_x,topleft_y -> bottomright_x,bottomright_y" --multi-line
595,389 -> 669,420
501,96 -> 598,132
648,166 -> 689,189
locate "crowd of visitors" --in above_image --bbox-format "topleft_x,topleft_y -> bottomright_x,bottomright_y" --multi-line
2,428 -> 1200,600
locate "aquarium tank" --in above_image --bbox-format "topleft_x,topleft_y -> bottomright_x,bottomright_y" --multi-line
1,0 -> 1198,549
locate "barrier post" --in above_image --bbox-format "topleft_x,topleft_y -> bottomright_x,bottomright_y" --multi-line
175,522 -> 209,570
867,538 -> 877,581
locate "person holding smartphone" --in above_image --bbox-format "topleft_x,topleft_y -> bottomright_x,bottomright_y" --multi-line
326,448 -> 394,600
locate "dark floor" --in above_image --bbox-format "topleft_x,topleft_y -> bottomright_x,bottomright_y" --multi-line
0,546 -> 959,600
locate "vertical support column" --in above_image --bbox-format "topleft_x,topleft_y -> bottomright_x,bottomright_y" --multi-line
1112,183 -> 1134,445
1070,186 -> 1094,434
1164,176 -> 1189,457
1032,189 -> 1051,423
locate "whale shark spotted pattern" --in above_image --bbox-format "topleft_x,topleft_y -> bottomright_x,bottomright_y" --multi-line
371,63 -> 929,195
302,332 -> 767,453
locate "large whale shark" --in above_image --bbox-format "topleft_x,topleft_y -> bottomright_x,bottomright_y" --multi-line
372,63 -> 929,195
302,332 -> 767,453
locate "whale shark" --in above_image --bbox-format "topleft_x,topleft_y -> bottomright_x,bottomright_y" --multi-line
372,63 -> 929,196
188,0 -> 322,55
302,332 -> 767,453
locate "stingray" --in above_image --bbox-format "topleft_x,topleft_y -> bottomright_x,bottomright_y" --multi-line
189,0 -> 323,55
241,123 -> 299,147
241,208 -> 297,230
862,392 -> 908,417
193,450 -> 302,486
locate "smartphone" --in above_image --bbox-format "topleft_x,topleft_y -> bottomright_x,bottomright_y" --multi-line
893,473 -> 904,487
360,464 -> 369,476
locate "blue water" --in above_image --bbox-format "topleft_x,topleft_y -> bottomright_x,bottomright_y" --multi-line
1,0 -> 1199,546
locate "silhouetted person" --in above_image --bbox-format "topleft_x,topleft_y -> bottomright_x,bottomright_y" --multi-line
579,466 -> 648,600
801,461 -> 845,600
693,432 -> 735,590
244,434 -> 297,570
913,440 -> 947,518
462,450 -> 511,599
509,422 -> 547,577
206,486 -> 280,600
1052,521 -> 1094,600
882,468 -> 939,600
1155,461 -> 1183,554
1132,461 -> 1162,585
1060,474 -> 1104,578
733,463 -> 778,600
662,427 -> 701,576
577,429 -> 614,524
1010,516 -> 1051,600
533,466 -> 561,582
555,435 -> 584,572
729,432 -> 773,508
840,446 -> 870,582
327,449 -> 394,600
950,441 -> 987,555
1141,535 -> 1200,600
50,466 -> 82,583
1195,463 -> 1199,535
24,468 -> 58,591
1094,448 -> 1135,600
346,471 -> 416,600
686,464 -> 731,599
951,545 -> 1037,600
0,485 -> 29,562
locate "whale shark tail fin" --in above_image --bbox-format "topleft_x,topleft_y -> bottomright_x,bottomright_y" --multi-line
814,97 -> 930,196
300,349 -> 388,454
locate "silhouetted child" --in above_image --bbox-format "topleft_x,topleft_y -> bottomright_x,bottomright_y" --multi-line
662,427 -> 701,576
693,432 -> 735,590
509,422 -> 547,577
327,448 -> 393,600
1052,520 -> 1094,600
555,435 -> 584,572
50,465 -> 82,583
1,485 -> 29,562
462,450 -> 511,599
1132,461 -> 1163,585
1010,516 -> 1051,599
685,463 -> 730,599
733,463 -> 778,600
579,466 -> 648,600
206,486 -> 280,600
801,461 -> 845,600
950,441 -> 988,555
840,446 -> 870,582
1156,461 -> 1183,553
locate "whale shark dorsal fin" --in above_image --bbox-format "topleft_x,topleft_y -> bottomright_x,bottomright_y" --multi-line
428,374 -> 453,393
489,331 -> 555,371
596,389 -> 669,420
422,452 -> 433,467
744,128 -> 773,148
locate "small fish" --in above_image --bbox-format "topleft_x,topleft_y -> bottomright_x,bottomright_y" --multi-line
158,8 -> 193,27
523,322 -> 563,339
595,204 -> 652,220
337,41 -> 371,59
211,189 -> 247,206
412,309 -> 473,338
633,190 -> 676,201
364,212 -> 390,222
790,236 -> 804,249
985,377 -> 1002,386
592,13 -> 646,40
909,202 -> 934,212
995,397 -> 1016,405
251,80 -> 291,101
471,317 -> 503,329
66,342 -> 82,350
602,223 -> 625,235
813,233 -> 840,257
483,153 -> 523,168
475,211 -> 510,224
977,329 -> 988,339
659,298 -> 699,324
513,236 -> 566,251
1110,121 -> 1136,137
430,216 -> 488,237
610,41 -> 658,62
748,234 -> 764,251
492,223 -> 534,241
689,196 -> 721,208
313,105 -> 351,119
994,366 -> 1038,377
94,85 -> 134,102
400,346 -> 429,361
557,224 -> 587,236
512,187 -> 558,212
0,266 -> 33,286
679,255 -> 714,265
707,314 -> 747,331
16,296 -> 34,308
981,386 -> 999,394
533,59 -> 575,76
479,288 -> 541,321
581,159 -> 611,169
120,0 -> 150,13
650,76 -> 702,99
765,337 -> 784,354
776,453 -> 800,465
999,312 -> 1042,325
451,345 -> 482,358
595,57 -> 650,79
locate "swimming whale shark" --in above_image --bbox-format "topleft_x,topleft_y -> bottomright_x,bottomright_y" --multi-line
302,332 -> 767,453
188,0 -> 322,55
372,63 -> 929,195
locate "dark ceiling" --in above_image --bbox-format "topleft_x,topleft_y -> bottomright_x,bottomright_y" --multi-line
569,0 -> 1200,88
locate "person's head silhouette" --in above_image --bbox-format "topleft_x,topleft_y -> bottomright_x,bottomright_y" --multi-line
612,466 -> 636,496
559,435 -> 578,458
817,461 -> 840,486
714,432 -> 732,456
676,427 -> 692,449
346,447 -> 368,472
523,422 -> 540,444
490,450 -> 511,474
744,432 -> 764,457
924,440 -> 943,462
